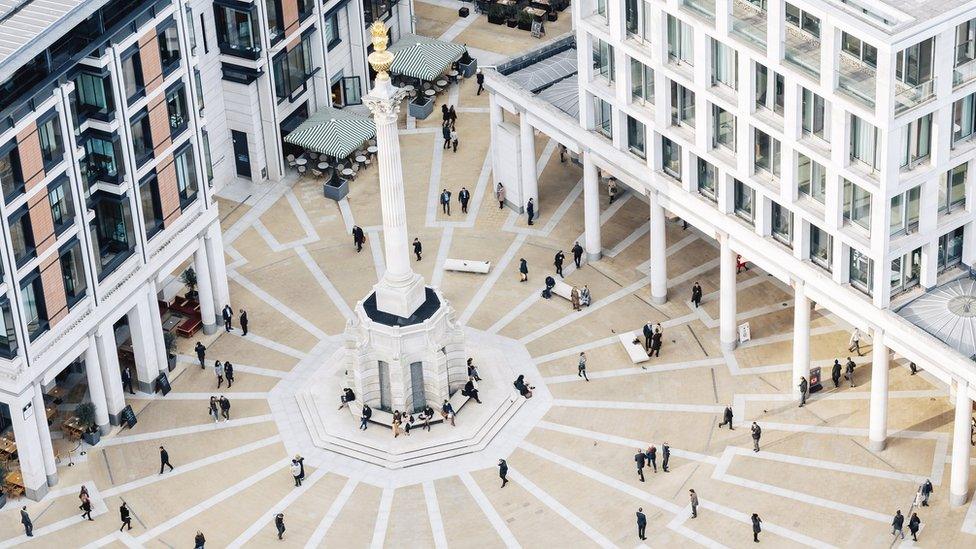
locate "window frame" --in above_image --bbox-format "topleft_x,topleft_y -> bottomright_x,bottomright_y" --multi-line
47,176 -> 75,235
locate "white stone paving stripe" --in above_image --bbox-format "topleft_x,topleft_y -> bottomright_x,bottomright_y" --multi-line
297,245 -> 354,320
367,227 -> 386,280
553,399 -> 725,415
604,223 -> 649,258
125,391 -> 269,401
370,487 -> 395,549
0,485 -> 108,548
136,461 -> 287,543
696,500 -> 834,549
234,331 -> 311,360
459,472 -> 522,548
102,436 -> 282,497
228,467 -> 329,547
725,446 -> 929,484
227,270 -> 327,340
533,334 -> 620,363
286,188 -> 320,242
426,131 -> 445,228
459,233 -> 527,325
519,279 -> 649,344
305,478 -> 359,548
536,420 -> 720,465
337,198 -> 355,234
665,509 -> 729,549
544,357 -> 725,384
507,467 -> 617,548
422,481 -> 449,549
100,414 -> 275,447
431,226 -> 454,288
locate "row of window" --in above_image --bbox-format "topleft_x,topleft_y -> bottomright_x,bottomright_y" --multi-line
214,0 -> 342,60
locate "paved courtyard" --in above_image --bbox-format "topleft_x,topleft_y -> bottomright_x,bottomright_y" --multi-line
2,2 -> 976,547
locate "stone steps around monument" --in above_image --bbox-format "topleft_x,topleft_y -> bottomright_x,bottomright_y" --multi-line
296,390 -> 523,468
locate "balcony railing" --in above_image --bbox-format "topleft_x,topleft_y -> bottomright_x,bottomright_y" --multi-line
954,44 -> 976,88
836,56 -> 876,108
784,26 -> 820,78
894,79 -> 936,115
682,0 -> 715,19
730,0 -> 767,50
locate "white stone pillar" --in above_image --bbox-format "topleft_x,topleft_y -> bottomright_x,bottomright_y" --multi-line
194,242 -> 218,334
8,389 -> 48,499
519,113 -> 539,215
583,151 -> 601,262
84,335 -> 111,434
868,335 -> 889,451
148,282 -> 169,373
720,235 -> 738,350
96,324 -> 126,425
649,191 -> 667,304
205,222 -> 231,313
951,379 -> 973,506
364,70 -> 426,318
127,298 -> 158,393
32,384 -> 57,486
792,282 -> 810,400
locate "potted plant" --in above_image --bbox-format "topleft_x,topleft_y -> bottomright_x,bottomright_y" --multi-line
487,4 -> 506,24
547,11 -> 558,22
75,402 -> 100,446
409,93 -> 434,120
458,51 -> 478,78
506,16 -> 518,28
322,169 -> 349,200
517,11 -> 533,31
164,332 -> 177,371
181,267 -> 198,300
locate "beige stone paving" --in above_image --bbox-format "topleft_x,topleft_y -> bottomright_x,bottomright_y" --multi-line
384,484 -> 435,546
259,194 -> 310,244
454,11 -> 574,57
320,482 -> 382,546
414,2 -> 457,39
434,475 -> 505,548
241,472 -> 349,547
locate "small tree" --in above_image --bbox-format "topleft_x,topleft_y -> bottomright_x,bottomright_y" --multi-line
75,402 -> 97,433
181,267 -> 198,297
164,332 -> 177,357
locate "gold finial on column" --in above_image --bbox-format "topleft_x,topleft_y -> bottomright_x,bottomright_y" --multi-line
367,21 -> 394,80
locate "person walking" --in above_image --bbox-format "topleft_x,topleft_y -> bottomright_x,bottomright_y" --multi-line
642,321 -> 654,353
195,341 -> 206,369
441,104 -> 450,125
459,187 -> 470,214
79,485 -> 90,510
440,188 -> 452,215
892,510 -> 905,539
798,376 -> 808,407
498,459 -> 508,487
519,258 -> 528,282
910,361 -> 918,375
554,250 -> 565,277
526,198 -> 535,225
240,309 -> 248,336
849,328 -> 863,356
572,241 -> 584,268
751,513 -> 762,543
214,361 -> 224,389
442,123 -> 451,150
845,357 -> 856,387
691,282 -> 703,308
577,352 -> 589,381
194,531 -> 206,548
831,359 -> 842,388
352,225 -> 366,252
222,304 -> 234,332
361,403 -> 372,430
647,445 -> 657,473
908,512 -> 921,542
920,479 -> 933,506
634,448 -> 646,482
413,238 -> 423,261
476,68 -> 485,95
448,105 -> 457,128
751,422 -> 762,452
121,366 -> 135,394
275,513 -> 286,540
219,395 -> 231,421
21,506 -> 33,537
81,498 -> 93,521
719,405 -> 734,429
224,361 -> 235,388
662,442 -> 670,472
496,183 -> 506,209
570,286 -> 581,311
159,446 -> 174,474
209,396 -> 219,423
636,507 -> 647,541
689,489 -> 699,518
451,128 -> 459,153
291,459 -> 303,487
119,502 -> 132,531
295,454 -> 306,481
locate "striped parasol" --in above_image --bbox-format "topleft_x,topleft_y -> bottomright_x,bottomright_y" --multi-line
388,34 -> 466,82
283,106 -> 376,159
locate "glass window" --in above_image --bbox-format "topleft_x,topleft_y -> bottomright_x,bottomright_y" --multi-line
957,18 -> 976,67
175,144 -> 198,209
771,202 -> 792,245
214,3 -> 260,58
120,50 -> 144,101
850,115 -> 878,170
843,178 -> 872,230
202,129 -> 214,184
273,37 -> 313,99
754,63 -> 784,114
166,84 -> 188,136
889,186 -> 921,236
593,96 -> 612,138
74,72 -> 115,122
48,177 -> 75,233
265,0 -> 284,43
157,22 -> 181,74
801,88 -> 825,140
711,39 -> 738,89
841,32 -> 878,67
670,81 -> 695,127
364,0 -> 394,24
325,12 -> 341,49
630,59 -> 653,105
712,105 -> 735,151
625,0 -> 639,35
901,113 -> 932,167
662,137 -> 681,179
953,92 -> 976,143
20,273 -> 48,341
0,143 -> 24,200
342,77 -> 362,106
298,0 -> 314,20
60,239 -> 87,307
37,113 -> 64,169
733,179 -> 755,223
667,15 -> 693,64
90,197 -> 136,279
796,153 -> 825,203
939,227 -> 965,271
139,172 -> 163,239
890,248 -> 921,293
785,3 -> 820,37
753,128 -> 780,177
697,158 -> 717,200
849,249 -> 873,294
194,69 -> 205,114
82,133 -> 124,187
596,0 -> 606,17
592,39 -> 615,82
130,111 -> 153,165
0,298 -> 18,358
810,225 -> 832,270
940,163 -> 967,213
627,116 -> 645,158
8,207 -> 35,266
185,7 -> 197,54
896,37 -> 934,86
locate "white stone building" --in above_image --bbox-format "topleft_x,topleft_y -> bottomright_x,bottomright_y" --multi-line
485,0 -> 976,506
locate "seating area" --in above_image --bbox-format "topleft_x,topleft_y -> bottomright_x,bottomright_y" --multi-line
168,295 -> 203,338
549,277 -> 574,300
287,140 -> 379,183
618,331 -> 652,364
443,258 -> 491,274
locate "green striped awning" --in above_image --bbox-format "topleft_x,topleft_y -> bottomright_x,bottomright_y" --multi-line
283,107 -> 375,159
388,34 -> 466,82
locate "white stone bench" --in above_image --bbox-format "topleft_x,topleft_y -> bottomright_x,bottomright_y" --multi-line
549,277 -> 574,301
347,389 -> 470,428
618,331 -> 650,364
444,258 -> 491,274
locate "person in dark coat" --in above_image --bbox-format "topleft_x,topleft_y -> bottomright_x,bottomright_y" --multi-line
194,531 -> 206,548
275,513 -> 286,540
219,395 -> 231,420
751,513 -> 762,542
413,238 -> 423,261
636,507 -> 647,540
691,282 -> 703,308
650,329 -> 663,357
440,189 -> 452,214
831,359 -> 842,388
463,377 -> 481,403
81,498 -> 93,521
195,342 -> 206,369
159,445 -> 174,473
441,104 -> 450,124
892,510 -> 905,539
224,361 -> 235,388
920,479 -> 933,506
719,405 -> 734,429
642,321 -> 654,353
122,366 -> 135,395
476,69 -> 485,95
751,422 -> 762,452
634,449 -> 646,482
119,502 -> 132,531
498,459 -> 508,487
519,258 -> 528,282
662,442 -> 671,472
448,106 -> 457,128
572,241 -> 584,268
240,309 -> 249,336
554,251 -> 565,277
542,276 -> 555,299
360,404 -> 372,430
908,512 -> 921,541
526,198 -> 535,225
798,376 -> 808,407
352,225 -> 366,252
646,445 -> 657,473
222,305 -> 234,331
21,506 -> 33,537
442,123 -> 452,149
459,187 -> 470,213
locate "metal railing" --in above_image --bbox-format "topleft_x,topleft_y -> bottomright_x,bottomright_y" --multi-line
894,79 -> 936,115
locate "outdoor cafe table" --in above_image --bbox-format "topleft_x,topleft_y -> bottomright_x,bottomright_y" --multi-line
0,435 -> 15,457
436,79 -> 448,88
403,84 -> 415,92
355,155 -> 367,164
295,158 -> 308,166
367,146 -> 378,154
5,471 -> 23,488
524,6 -> 546,17
318,162 -> 330,170
424,89 -> 436,98
447,70 -> 459,82
342,168 -> 354,177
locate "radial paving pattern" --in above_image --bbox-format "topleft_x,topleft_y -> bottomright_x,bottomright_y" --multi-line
2,2 -> 976,547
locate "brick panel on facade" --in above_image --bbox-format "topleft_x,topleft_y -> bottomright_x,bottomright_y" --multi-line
39,253 -> 68,326
157,159 -> 182,226
282,0 -> 299,36
27,191 -> 56,256
139,29 -> 163,94
16,123 -> 45,192
148,95 -> 172,157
